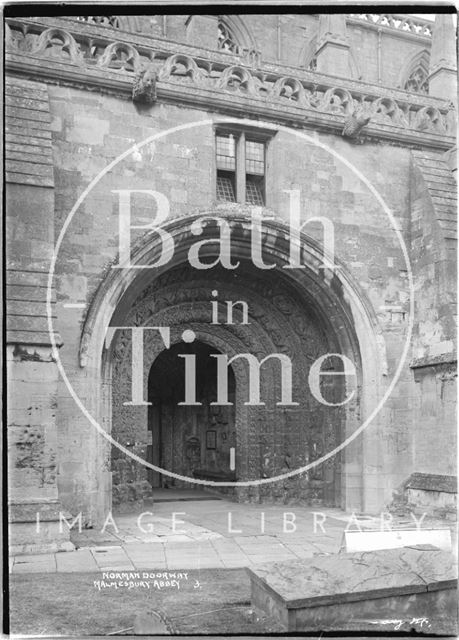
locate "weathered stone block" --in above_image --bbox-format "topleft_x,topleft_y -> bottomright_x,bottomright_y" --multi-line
247,547 -> 458,634
67,115 -> 110,145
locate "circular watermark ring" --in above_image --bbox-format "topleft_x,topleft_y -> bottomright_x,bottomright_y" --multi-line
47,117 -> 414,487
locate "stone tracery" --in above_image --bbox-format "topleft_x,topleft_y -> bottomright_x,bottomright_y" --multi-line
218,20 -> 239,54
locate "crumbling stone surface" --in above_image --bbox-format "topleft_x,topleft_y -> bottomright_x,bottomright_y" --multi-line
248,547 -> 458,633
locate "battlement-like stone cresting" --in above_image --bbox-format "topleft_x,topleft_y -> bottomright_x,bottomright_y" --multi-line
348,13 -> 433,38
34,13 -> 438,41
247,547 -> 458,633
4,17 -> 456,149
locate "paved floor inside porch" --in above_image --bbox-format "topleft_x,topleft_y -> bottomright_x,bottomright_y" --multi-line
9,491 -> 457,574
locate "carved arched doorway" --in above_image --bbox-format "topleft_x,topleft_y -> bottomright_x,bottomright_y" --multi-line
79,209 -> 384,522
110,258 -> 351,510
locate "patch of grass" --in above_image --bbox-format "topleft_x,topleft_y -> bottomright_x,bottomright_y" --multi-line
9,569 -> 283,636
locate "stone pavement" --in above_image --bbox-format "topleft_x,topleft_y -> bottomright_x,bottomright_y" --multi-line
9,496 -> 457,574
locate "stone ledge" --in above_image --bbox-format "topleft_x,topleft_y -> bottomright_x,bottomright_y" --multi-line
410,353 -> 457,369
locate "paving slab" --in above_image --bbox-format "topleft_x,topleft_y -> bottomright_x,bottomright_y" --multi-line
243,550 -> 298,563
90,546 -> 135,570
11,499 -> 457,576
12,553 -> 56,574
164,545 -> 223,569
234,535 -> 279,545
55,548 -> 98,572
124,543 -> 167,569
284,543 -> 316,558
122,541 -> 167,554
165,556 -> 224,570
220,559 -> 249,568
217,553 -> 252,566
163,548 -> 220,561
211,538 -> 253,566
162,541 -> 214,554
210,537 -> 242,549
157,534 -> 194,543
131,561 -> 168,570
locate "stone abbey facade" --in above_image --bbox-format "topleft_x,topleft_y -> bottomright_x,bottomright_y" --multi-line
5,11 -> 457,552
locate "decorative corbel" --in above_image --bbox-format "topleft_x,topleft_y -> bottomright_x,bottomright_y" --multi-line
132,64 -> 157,105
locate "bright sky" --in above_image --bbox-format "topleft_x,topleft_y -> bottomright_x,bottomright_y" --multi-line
412,14 -> 457,25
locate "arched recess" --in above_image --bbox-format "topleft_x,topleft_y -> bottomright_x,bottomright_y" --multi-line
398,49 -> 430,94
78,207 -> 386,522
110,260 -> 341,508
217,15 -> 258,54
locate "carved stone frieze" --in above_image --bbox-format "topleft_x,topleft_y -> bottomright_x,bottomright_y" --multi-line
111,264 -> 333,366
5,17 -> 456,145
158,53 -> 205,85
97,41 -> 140,72
31,28 -> 84,65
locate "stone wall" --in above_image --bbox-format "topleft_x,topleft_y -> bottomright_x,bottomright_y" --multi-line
407,148 -> 457,498
165,13 -> 431,85
391,472 -> 457,520
5,13 -> 456,536
29,77 -> 450,519
6,77 -> 71,552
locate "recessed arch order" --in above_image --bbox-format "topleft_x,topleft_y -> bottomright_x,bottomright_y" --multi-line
76,208 -> 387,488
46,117 -> 413,515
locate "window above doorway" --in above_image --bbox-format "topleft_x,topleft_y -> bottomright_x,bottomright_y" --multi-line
215,128 -> 272,206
